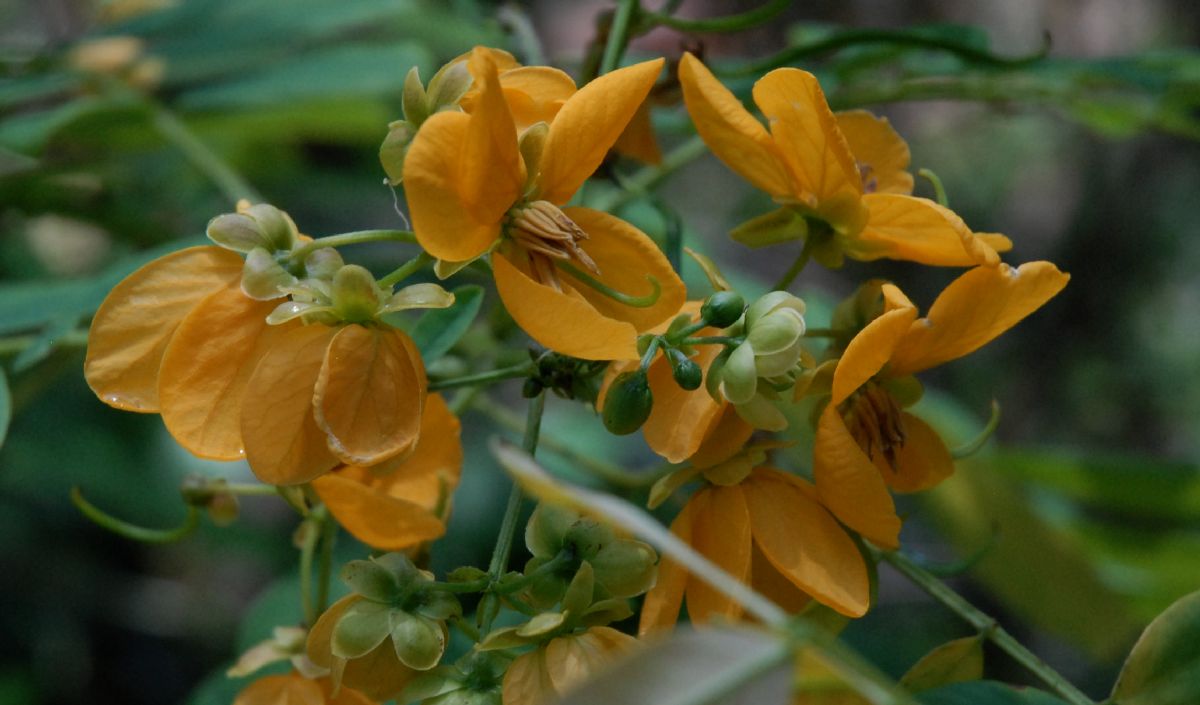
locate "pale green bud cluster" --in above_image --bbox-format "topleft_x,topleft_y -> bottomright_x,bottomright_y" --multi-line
381,60 -> 477,185
267,264 -> 454,327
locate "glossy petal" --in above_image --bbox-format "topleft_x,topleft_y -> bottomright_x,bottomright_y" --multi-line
503,648 -> 555,705
403,111 -> 502,263
642,348 -> 725,463
544,627 -> 637,695
814,406 -> 901,549
312,472 -> 445,550
752,68 -> 862,214
687,485 -> 751,622
493,252 -> 640,360
562,207 -> 686,332
746,469 -> 869,617
158,286 -> 288,460
241,324 -> 340,485
835,110 -> 914,195
314,326 -> 425,466
638,495 -> 695,635
677,53 -> 792,197
234,673 -> 324,705
830,284 -> 917,405
855,194 -> 1005,266
85,246 -> 242,411
885,412 -> 955,493
499,66 -> 576,131
888,261 -> 1070,376
537,58 -> 664,204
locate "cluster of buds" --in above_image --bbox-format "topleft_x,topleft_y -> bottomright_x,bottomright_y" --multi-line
380,59 -> 477,185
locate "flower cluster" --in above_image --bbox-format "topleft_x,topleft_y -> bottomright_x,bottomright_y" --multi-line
81,42 -> 1068,705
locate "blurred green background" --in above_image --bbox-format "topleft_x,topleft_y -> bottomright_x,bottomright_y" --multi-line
2,0 -> 1200,703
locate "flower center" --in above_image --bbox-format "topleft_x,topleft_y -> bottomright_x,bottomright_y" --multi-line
507,200 -> 600,291
842,383 -> 906,467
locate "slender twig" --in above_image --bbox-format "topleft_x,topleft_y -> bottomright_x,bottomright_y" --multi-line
378,251 -> 433,288
596,135 -> 707,212
640,0 -> 789,33
315,508 -> 337,615
150,104 -> 263,204
71,486 -> 198,544
880,550 -> 1095,705
289,229 -> 416,263
599,0 -> 639,75
772,235 -> 816,291
427,360 -> 536,392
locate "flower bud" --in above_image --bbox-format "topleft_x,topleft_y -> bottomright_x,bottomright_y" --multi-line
701,290 -> 746,328
403,66 -> 430,125
668,348 -> 702,391
331,265 -> 383,324
601,369 -> 653,435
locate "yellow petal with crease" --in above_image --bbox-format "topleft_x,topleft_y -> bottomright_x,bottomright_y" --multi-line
404,111 -> 502,262
746,469 -> 869,617
855,194 -> 1002,266
314,326 -> 425,466
752,68 -> 862,207
888,261 -> 1070,376
503,648 -> 555,705
689,404 -> 754,469
642,346 -> 724,464
885,412 -> 955,493
687,485 -> 751,622
537,58 -> 664,204
563,207 -> 686,334
678,52 -> 792,197
499,66 -> 576,131
638,495 -> 694,635
461,48 -> 524,218
307,595 -> 415,702
830,283 -> 917,405
835,110 -> 914,195
312,472 -> 445,551
85,246 -> 243,412
241,324 -> 340,485
493,252 -> 640,361
814,406 -> 901,549
159,285 -> 290,460
545,627 -> 637,696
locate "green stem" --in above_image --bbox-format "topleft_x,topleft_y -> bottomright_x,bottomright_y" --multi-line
880,550 -> 1095,705
496,4 -> 545,65
597,135 -> 707,212
918,168 -> 950,208
599,0 -> 640,75
220,483 -> 282,496
316,508 -> 336,615
71,486 -> 199,544
556,261 -> 661,308
772,235 -> 816,291
802,328 -> 843,338
481,392 -> 545,632
0,329 -> 89,357
298,509 -> 322,626
681,335 -> 743,347
639,335 -> 661,371
641,0 -> 789,33
149,104 -> 263,204
427,360 -> 536,392
952,399 -> 1002,459
289,230 -> 416,263
378,251 -> 433,288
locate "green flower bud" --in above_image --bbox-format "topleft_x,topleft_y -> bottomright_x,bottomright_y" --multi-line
668,348 -> 702,391
303,246 -> 344,280
602,369 -> 653,435
390,611 -> 446,670
241,247 -> 297,301
380,120 -> 416,185
331,264 -> 384,324
206,213 -> 270,253
402,66 -> 430,125
701,290 -> 746,328
426,59 -> 473,111
332,600 -> 393,659
589,539 -> 657,598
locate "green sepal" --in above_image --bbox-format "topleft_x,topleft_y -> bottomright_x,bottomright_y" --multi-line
516,610 -> 567,638
580,598 -> 635,627
589,539 -> 658,599
341,559 -> 404,603
390,612 -> 446,670
477,625 -> 537,651
730,207 -> 807,248
402,66 -> 430,125
561,561 -> 596,617
330,600 -> 393,659
648,466 -> 701,510
417,590 -> 463,621
380,120 -> 416,185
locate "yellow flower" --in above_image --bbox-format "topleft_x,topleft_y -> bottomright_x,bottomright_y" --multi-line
813,262 -> 1070,549
678,53 -> 1011,268
404,47 -> 685,360
502,626 -> 637,705
306,594 -> 424,702
640,466 -> 868,635
313,393 -> 462,551
234,672 -> 375,705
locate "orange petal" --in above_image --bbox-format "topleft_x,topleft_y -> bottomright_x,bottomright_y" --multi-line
499,65 -> 576,132
752,68 -> 863,219
854,194 -> 1000,266
614,98 -> 662,165
306,594 -> 359,669
309,596 -> 416,703
750,541 -> 810,615
638,494 -> 695,635
687,485 -> 752,623
885,412 -> 955,493
745,469 -> 869,617
813,406 -> 901,549
544,628 -> 637,695
158,286 -> 289,460
234,673 -> 323,705
503,649 -> 555,705
85,246 -> 242,412
312,472 -> 445,551
830,284 -> 917,405
537,58 -> 664,204
314,326 -> 425,466
320,678 -> 375,705
677,53 -> 792,197
493,251 -> 640,361
560,207 -> 686,333
835,110 -> 913,195
888,261 -> 1070,376
241,324 -> 340,485
461,48 -> 524,218
689,404 -> 755,469
642,349 -> 723,463
355,393 -> 463,511
403,111 -> 502,263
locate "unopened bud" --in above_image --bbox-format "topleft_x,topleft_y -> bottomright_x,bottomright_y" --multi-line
701,291 -> 746,329
331,265 -> 383,323
601,369 -> 653,435
668,348 -> 702,391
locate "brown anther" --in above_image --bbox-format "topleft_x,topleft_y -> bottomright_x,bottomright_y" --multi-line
857,161 -> 878,194
508,200 -> 600,291
842,383 -> 907,468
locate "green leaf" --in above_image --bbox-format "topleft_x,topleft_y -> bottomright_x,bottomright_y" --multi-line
900,635 -> 984,692
0,367 -> 10,450
918,681 -> 1069,705
12,313 -> 81,373
553,626 -> 793,705
408,285 -> 484,361
1111,589 -> 1200,705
